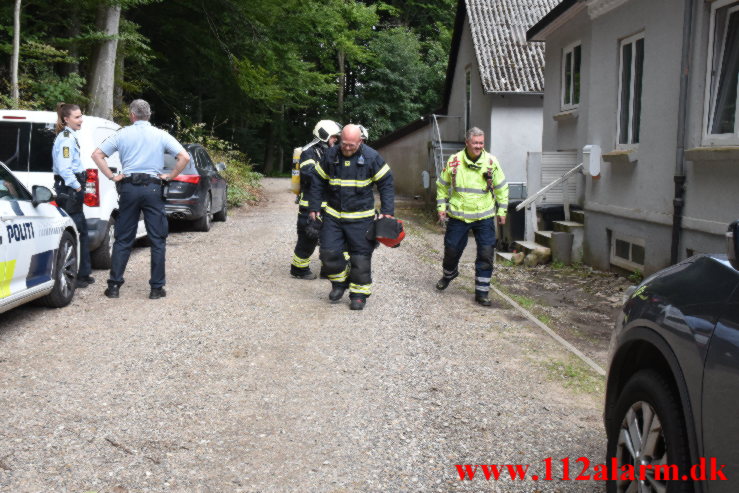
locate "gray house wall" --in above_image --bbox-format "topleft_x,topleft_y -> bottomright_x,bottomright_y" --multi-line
539,0 -> 735,274
377,123 -> 431,197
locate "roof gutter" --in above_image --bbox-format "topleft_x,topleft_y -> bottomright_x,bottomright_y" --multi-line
527,0 -> 583,42
670,0 -> 696,264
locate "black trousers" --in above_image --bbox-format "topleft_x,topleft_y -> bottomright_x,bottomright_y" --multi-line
291,211 -> 318,272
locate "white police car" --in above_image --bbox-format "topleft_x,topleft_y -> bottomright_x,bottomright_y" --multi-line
0,161 -> 79,313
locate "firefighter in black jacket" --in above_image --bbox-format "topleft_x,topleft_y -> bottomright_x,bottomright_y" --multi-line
308,124 -> 395,310
290,120 -> 342,279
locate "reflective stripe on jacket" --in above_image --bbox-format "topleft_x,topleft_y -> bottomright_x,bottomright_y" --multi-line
436,149 -> 509,222
308,144 -> 394,221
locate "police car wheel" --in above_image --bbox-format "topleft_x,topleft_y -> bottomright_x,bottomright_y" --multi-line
42,230 -> 78,308
91,217 -> 115,269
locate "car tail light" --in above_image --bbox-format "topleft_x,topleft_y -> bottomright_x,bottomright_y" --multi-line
172,174 -> 200,184
84,168 -> 100,207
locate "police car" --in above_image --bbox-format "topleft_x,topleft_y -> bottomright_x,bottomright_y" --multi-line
0,161 -> 79,313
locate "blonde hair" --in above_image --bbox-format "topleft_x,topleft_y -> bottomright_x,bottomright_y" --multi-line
55,103 -> 81,134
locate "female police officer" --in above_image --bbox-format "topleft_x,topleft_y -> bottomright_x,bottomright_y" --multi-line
52,102 -> 94,288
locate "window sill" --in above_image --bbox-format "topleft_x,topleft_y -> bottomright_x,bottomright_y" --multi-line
602,149 -> 638,165
553,109 -> 579,122
685,146 -> 739,162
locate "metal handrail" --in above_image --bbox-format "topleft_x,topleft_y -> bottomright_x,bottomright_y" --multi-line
431,114 -> 444,177
516,163 -> 583,211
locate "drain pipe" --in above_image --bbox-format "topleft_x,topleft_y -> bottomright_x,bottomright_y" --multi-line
671,0 -> 696,264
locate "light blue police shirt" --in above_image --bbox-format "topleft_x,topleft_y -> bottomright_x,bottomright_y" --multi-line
98,120 -> 185,176
52,126 -> 85,189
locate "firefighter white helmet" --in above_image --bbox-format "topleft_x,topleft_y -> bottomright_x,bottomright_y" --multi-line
313,120 -> 342,143
358,125 -> 369,141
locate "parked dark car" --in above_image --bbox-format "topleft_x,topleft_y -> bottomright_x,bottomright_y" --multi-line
163,144 -> 227,231
604,222 -> 739,492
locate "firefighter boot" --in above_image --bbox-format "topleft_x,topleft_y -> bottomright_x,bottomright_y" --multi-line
349,295 -> 367,311
329,283 -> 347,302
436,270 -> 459,290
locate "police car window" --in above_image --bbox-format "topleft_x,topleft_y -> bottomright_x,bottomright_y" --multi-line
0,122 -> 30,172
29,123 -> 56,172
0,165 -> 31,201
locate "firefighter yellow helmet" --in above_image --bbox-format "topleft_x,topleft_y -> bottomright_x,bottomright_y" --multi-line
313,120 -> 342,143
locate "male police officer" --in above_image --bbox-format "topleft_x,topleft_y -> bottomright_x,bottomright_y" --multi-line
308,124 -> 394,310
290,120 -> 341,279
436,127 -> 508,306
91,99 -> 190,299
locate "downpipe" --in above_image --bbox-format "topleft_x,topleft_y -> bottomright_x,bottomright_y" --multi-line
670,0 -> 695,264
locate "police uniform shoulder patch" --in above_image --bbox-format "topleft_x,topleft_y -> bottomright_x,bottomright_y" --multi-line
63,147 -> 70,159
63,130 -> 70,137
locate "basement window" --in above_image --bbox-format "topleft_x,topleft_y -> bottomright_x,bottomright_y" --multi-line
610,233 -> 645,271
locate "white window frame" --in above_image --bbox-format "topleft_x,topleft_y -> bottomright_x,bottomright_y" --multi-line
610,232 -> 645,271
616,32 -> 645,149
703,0 -> 739,146
561,41 -> 582,110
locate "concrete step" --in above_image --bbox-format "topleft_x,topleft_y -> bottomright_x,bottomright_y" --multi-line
495,251 -> 514,263
553,220 -> 584,233
513,240 -> 545,256
535,230 -> 553,248
570,209 -> 585,224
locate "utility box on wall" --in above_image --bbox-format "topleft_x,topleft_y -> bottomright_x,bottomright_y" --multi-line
583,144 -> 601,177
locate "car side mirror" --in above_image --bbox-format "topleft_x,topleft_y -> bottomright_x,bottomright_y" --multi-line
216,162 -> 226,172
32,185 -> 53,207
727,221 -> 739,270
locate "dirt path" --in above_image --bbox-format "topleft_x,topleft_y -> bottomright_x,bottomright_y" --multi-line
1,178 -> 610,492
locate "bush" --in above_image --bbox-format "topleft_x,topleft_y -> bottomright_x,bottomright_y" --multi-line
173,116 -> 263,207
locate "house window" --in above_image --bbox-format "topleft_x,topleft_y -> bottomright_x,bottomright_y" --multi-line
465,69 -> 471,131
705,0 -> 739,144
562,42 -> 581,109
610,232 -> 645,271
617,33 -> 644,146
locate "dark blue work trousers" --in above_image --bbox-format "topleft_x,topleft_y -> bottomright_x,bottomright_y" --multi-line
109,182 -> 168,288
444,217 -> 496,296
54,185 -> 91,278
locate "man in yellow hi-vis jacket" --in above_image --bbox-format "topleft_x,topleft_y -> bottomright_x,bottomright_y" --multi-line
435,127 -> 509,306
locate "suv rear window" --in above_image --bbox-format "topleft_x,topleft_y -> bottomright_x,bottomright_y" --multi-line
0,122 -> 30,172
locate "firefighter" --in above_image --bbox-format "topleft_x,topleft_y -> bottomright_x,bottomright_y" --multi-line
435,127 -> 509,306
290,120 -> 342,279
308,124 -> 395,310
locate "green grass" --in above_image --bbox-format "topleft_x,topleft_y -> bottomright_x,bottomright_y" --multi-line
537,314 -> 552,325
509,293 -> 537,310
543,358 -> 605,394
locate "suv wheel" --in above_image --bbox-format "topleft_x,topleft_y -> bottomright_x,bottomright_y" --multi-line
91,217 -> 115,269
41,230 -> 78,308
606,370 -> 691,492
193,194 -> 212,232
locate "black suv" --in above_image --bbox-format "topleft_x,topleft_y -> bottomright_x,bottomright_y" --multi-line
604,222 -> 739,492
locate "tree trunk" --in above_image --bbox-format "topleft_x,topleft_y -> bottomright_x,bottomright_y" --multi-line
337,48 -> 345,118
10,0 -> 21,106
113,41 -> 124,109
263,121 -> 275,175
87,2 -> 122,119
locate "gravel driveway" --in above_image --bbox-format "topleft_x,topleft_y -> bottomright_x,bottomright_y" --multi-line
1,178 -> 608,492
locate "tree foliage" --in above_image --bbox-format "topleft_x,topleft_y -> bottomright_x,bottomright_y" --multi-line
1,0 -> 455,171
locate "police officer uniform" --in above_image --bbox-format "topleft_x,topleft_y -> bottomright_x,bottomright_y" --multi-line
52,126 -> 93,286
290,140 -> 329,279
436,148 -> 509,305
308,143 -> 394,309
96,120 -> 186,297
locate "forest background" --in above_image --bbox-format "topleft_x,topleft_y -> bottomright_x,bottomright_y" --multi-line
1,0 -> 456,175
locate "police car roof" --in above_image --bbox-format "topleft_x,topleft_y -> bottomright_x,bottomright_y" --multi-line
0,110 -> 118,129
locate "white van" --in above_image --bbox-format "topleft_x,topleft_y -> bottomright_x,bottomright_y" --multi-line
0,110 -> 146,269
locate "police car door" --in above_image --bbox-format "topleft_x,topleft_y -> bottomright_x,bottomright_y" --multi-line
0,165 -> 56,299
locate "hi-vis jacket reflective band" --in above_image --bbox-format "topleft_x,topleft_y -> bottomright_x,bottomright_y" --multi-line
296,142 -> 328,210
308,143 -> 395,221
436,149 -> 509,223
